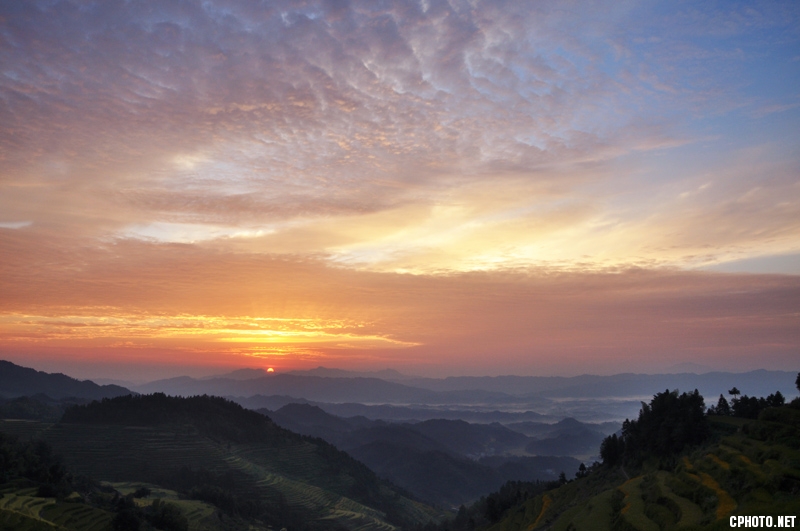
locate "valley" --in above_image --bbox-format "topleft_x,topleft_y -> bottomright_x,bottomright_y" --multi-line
0,360 -> 797,530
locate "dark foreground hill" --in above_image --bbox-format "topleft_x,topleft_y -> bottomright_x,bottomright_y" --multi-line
0,360 -> 132,400
0,394 -> 441,530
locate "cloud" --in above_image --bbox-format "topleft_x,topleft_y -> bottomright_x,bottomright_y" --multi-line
1,230 -> 798,374
1,1 -> 799,376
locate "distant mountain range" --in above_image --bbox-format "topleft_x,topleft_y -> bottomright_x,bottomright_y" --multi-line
135,367 -> 797,403
129,367 -> 797,425
134,372 -> 542,406
400,371 -> 799,399
0,360 -> 132,400
3,359 -> 795,423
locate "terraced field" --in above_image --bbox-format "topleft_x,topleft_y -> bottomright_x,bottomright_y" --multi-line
490,408 -> 800,531
222,447 -> 403,530
39,423 -> 232,483
0,417 -> 440,531
0,490 -> 55,520
0,486 -> 113,531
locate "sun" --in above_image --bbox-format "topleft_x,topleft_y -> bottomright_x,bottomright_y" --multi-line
267,367 -> 275,373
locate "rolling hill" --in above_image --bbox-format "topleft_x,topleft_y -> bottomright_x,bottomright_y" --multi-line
264,403 -> 582,507
0,394 -> 442,530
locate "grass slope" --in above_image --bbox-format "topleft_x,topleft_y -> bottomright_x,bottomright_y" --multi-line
489,405 -> 800,531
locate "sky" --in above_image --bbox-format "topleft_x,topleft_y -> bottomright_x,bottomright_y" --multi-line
1,0 -> 799,381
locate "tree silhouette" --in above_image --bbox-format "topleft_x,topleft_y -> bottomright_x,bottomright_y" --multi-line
795,372 -> 800,393
728,387 -> 740,398
601,389 -> 709,466
709,394 -> 731,416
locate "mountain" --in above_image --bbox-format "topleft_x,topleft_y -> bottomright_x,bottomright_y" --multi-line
314,402 -> 552,423
136,373 -> 443,403
136,373 -> 533,406
403,371 -> 798,399
506,418 -> 620,438
0,393 -> 92,421
410,419 -> 529,458
342,432 -> 580,507
524,423 -> 606,458
267,402 -> 355,441
287,366 -> 414,380
0,360 -> 132,400
264,405 -> 536,459
134,370 -> 796,423
0,393 -> 440,530
351,442 -> 506,508
263,403 -> 581,507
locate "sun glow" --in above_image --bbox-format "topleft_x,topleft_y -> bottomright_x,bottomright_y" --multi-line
0,310 -> 418,351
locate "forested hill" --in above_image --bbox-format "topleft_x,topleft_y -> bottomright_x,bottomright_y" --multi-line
62,393 -> 281,443
422,390 -> 800,531
0,359 -> 131,400
54,393 -> 439,530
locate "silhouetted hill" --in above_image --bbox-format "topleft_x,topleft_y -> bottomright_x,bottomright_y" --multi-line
506,418 -> 619,438
0,393 -> 92,421
344,424 -> 452,454
264,405 -> 534,458
525,428 -> 606,457
349,442 -> 506,508
287,366 -> 413,380
0,360 -> 132,400
8,393 -> 440,530
268,403 -> 355,440
477,455 -> 581,482
411,419 -> 529,457
136,373 -> 447,403
317,402 -> 551,423
263,403 -> 584,507
62,393 -> 284,443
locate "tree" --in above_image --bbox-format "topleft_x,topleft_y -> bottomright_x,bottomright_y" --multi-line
767,391 -> 785,408
575,463 -> 587,479
600,434 -> 624,466
728,387 -> 740,398
601,389 -> 709,465
709,394 -> 731,416
796,372 -> 800,394
148,499 -> 188,531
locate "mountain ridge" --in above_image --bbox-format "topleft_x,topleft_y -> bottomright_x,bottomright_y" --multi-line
0,360 -> 133,400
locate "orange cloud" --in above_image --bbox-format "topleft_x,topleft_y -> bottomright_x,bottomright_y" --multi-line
1,229 -> 798,377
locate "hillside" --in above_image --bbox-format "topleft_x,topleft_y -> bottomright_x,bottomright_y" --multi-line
0,360 -> 132,400
424,395 -> 800,530
264,403 -> 581,507
0,394 -> 441,530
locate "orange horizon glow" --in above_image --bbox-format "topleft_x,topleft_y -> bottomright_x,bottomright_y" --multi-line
1,1 -> 799,380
